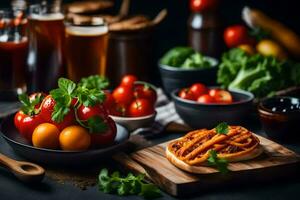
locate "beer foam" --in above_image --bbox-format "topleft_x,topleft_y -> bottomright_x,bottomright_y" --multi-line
66,25 -> 108,36
30,13 -> 64,21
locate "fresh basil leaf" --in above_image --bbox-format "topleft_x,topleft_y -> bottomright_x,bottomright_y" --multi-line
215,122 -> 229,135
207,150 -> 229,174
87,116 -> 108,133
51,104 -> 70,123
79,75 -> 109,90
58,78 -> 76,95
76,86 -> 106,107
18,93 -> 43,116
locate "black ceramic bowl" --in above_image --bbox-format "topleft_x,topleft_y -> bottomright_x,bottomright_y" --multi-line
258,96 -> 300,142
158,57 -> 218,96
0,115 -> 129,166
171,88 -> 254,128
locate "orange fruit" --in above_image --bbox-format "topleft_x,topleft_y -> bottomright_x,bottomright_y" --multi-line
59,126 -> 91,151
32,123 -> 60,149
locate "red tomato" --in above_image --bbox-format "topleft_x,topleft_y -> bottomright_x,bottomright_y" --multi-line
14,111 -> 42,141
103,90 -> 115,110
197,94 -> 215,104
77,105 -> 117,147
209,89 -> 233,103
129,99 -> 154,117
77,104 -> 107,120
108,103 -> 128,117
189,83 -> 207,98
120,75 -> 138,88
40,95 -> 75,130
112,86 -> 134,105
190,0 -> 218,12
14,111 -> 27,132
178,88 -> 196,101
89,117 -> 117,147
224,25 -> 255,48
133,84 -> 157,105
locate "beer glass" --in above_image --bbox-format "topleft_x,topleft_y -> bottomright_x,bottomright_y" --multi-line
65,17 -> 108,82
27,0 -> 65,92
0,9 -> 27,100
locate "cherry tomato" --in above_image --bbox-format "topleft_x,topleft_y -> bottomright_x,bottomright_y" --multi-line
14,111 -> 27,132
77,105 -> 117,147
197,94 -> 215,104
190,0 -> 218,12
133,84 -> 157,105
32,123 -> 60,149
178,88 -> 196,101
189,83 -> 207,98
129,98 -> 154,117
90,117 -> 116,147
224,25 -> 255,48
77,104 -> 107,120
108,103 -> 128,117
120,75 -> 138,88
209,89 -> 233,103
40,95 -> 75,130
16,113 -> 42,141
112,86 -> 134,105
103,90 -> 115,110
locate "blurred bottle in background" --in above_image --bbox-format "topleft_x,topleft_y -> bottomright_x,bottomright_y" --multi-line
26,0 -> 65,92
187,0 -> 223,57
0,9 -> 28,100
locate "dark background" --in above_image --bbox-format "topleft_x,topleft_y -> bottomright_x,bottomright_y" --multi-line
1,0 -> 300,83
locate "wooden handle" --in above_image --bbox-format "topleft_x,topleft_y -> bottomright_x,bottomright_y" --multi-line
0,153 -> 45,183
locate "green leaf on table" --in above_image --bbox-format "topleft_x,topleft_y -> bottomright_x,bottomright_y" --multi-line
98,168 -> 161,199
215,122 -> 229,135
207,149 -> 229,174
98,168 -> 113,193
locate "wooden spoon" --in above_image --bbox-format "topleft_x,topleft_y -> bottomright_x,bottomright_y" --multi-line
0,153 -> 45,183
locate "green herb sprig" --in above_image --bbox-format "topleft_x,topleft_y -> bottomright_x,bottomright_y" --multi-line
50,77 -> 106,123
207,150 -> 229,174
18,93 -> 44,116
98,168 -> 161,199
78,75 -> 109,90
215,122 -> 229,135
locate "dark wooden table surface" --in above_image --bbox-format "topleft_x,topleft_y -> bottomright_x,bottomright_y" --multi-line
1,103 -> 300,200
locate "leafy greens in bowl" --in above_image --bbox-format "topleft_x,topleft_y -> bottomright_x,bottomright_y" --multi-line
160,47 -> 215,69
217,48 -> 300,98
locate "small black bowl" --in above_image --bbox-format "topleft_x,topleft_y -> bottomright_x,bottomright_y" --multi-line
158,57 -> 218,96
258,96 -> 300,142
171,88 -> 254,128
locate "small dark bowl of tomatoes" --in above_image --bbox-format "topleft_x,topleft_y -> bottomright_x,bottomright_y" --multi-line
158,57 -> 218,96
171,83 -> 254,128
106,75 -> 157,132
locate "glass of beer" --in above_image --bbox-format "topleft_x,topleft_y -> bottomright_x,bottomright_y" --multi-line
27,0 -> 65,92
65,16 -> 108,82
0,9 -> 28,100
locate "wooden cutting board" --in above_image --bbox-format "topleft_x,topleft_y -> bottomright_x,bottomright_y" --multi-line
114,134 -> 300,196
